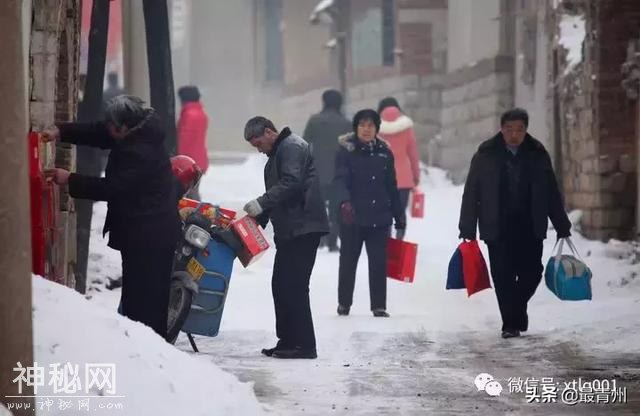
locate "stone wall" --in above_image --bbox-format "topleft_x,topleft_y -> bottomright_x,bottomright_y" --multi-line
558,0 -> 639,241
30,0 -> 80,287
438,56 -> 515,183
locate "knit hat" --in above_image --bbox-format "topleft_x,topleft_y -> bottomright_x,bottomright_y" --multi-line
352,109 -> 381,134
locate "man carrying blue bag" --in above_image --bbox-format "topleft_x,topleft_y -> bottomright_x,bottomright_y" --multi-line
458,108 -> 572,339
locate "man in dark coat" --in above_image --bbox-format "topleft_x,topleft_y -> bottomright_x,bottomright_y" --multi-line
334,109 -> 406,318
243,116 -> 329,359
303,89 -> 352,251
458,108 -> 571,339
44,95 -> 181,340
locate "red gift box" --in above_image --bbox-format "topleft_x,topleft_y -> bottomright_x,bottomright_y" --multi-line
386,238 -> 418,283
232,216 -> 270,267
411,188 -> 424,218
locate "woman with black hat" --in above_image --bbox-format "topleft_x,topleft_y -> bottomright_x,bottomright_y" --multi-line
333,109 -> 406,317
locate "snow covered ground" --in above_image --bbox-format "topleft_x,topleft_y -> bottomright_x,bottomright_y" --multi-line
30,153 -> 640,415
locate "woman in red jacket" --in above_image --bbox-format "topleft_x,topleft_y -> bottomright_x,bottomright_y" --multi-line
177,86 -> 209,200
378,98 -> 421,236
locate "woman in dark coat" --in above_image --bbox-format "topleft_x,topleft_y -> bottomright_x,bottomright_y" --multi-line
333,109 -> 406,317
44,95 -> 180,340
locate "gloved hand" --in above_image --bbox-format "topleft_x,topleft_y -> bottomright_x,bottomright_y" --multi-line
243,199 -> 263,217
395,228 -> 406,241
556,230 -> 571,241
340,202 -> 355,225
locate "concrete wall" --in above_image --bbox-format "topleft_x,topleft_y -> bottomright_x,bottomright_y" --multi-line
447,0 -> 501,72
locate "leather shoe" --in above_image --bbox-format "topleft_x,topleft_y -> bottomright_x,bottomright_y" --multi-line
337,305 -> 350,316
271,347 -> 317,359
501,329 -> 521,339
372,309 -> 390,317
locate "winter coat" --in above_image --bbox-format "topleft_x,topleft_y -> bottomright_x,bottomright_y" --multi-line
379,106 -> 421,190
177,102 -> 209,173
60,111 -> 181,250
334,133 -> 406,229
303,109 -> 352,188
256,127 -> 329,244
458,132 -> 571,241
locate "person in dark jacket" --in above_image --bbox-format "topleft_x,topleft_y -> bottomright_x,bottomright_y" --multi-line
303,89 -> 352,251
43,95 -> 181,340
334,109 -> 406,318
243,116 -> 329,359
458,108 -> 571,339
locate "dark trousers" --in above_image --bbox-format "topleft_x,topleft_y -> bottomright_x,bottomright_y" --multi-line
338,224 -> 389,310
487,238 -> 544,331
120,232 -> 176,339
272,233 -> 321,349
319,184 -> 339,249
398,188 -> 411,213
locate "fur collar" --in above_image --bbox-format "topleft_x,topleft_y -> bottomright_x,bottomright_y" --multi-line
338,132 -> 389,152
379,115 -> 414,135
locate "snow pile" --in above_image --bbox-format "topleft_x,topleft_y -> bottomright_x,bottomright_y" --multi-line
558,14 -> 586,74
32,276 -> 266,416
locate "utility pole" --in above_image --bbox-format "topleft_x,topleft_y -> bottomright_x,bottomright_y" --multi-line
0,1 -> 35,414
75,0 -> 111,294
143,0 -> 177,155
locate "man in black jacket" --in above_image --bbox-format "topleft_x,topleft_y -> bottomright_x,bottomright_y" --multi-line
334,109 -> 406,318
459,108 -> 571,339
44,95 -> 180,340
243,116 -> 329,359
303,90 -> 352,251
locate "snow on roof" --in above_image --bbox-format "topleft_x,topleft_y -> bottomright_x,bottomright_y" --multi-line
310,0 -> 335,23
558,14 -> 586,75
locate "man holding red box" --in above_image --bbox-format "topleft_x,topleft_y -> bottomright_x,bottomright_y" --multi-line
243,116 -> 329,359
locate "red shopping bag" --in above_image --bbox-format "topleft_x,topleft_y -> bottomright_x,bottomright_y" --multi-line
411,188 -> 424,218
457,240 -> 491,296
386,238 -> 418,283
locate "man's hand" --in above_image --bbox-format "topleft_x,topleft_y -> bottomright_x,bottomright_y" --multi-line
395,228 -> 406,241
44,168 -> 70,185
340,202 -> 355,225
243,199 -> 264,217
41,125 -> 60,143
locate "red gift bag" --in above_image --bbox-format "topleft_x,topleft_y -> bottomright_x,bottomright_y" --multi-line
411,188 -> 424,218
457,240 -> 491,296
386,238 -> 418,283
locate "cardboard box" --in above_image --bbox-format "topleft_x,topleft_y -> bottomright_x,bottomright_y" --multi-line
232,216 -> 270,267
178,198 -> 236,228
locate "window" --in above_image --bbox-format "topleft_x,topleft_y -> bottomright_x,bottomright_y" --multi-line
264,0 -> 283,82
351,0 -> 395,70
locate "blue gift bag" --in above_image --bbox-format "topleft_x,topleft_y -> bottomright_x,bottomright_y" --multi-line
544,238 -> 592,301
446,247 -> 465,290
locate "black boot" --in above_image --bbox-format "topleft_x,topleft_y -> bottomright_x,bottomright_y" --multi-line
337,305 -> 350,316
